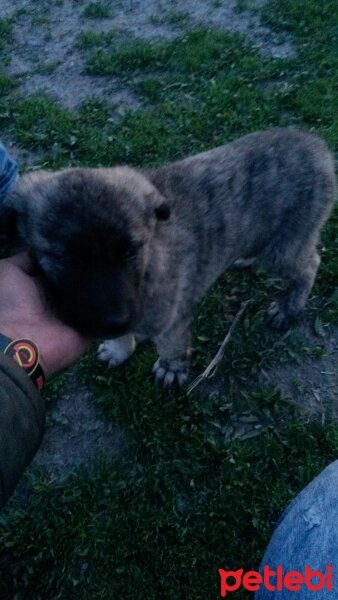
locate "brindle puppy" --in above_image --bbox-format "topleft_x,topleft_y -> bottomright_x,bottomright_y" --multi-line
3,128 -> 336,386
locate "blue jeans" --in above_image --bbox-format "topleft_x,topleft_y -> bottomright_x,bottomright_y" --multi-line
0,141 -> 18,203
256,461 -> 338,598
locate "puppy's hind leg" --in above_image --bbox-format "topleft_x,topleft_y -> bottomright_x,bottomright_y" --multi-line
267,248 -> 320,330
98,333 -> 136,367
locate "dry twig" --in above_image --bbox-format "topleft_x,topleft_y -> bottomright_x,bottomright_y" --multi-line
187,299 -> 253,395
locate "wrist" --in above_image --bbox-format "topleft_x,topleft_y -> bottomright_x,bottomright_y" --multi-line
0,332 -> 45,390
0,321 -> 51,376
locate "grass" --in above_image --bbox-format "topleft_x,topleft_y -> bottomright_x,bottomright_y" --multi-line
76,29 -> 117,50
0,1 -> 338,598
85,28 -> 267,77
82,2 -> 111,19
36,60 -> 59,75
148,10 -> 189,27
0,19 -> 12,51
0,72 -> 16,95
2,414 -> 338,598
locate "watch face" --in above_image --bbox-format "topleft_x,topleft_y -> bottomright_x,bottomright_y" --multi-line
4,339 -> 39,375
3,338 -> 45,390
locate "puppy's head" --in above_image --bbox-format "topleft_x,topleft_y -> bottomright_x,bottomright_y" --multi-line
6,166 -> 170,337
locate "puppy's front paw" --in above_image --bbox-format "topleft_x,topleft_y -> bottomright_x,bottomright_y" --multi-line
152,358 -> 188,388
98,336 -> 136,368
267,300 -> 297,331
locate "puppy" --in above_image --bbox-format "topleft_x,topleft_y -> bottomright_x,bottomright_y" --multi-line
4,128 -> 336,386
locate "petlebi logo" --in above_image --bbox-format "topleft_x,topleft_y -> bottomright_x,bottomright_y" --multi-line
218,565 -> 334,596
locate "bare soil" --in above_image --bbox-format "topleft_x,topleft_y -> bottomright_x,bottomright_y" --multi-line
2,0 -> 293,110
262,326 -> 338,422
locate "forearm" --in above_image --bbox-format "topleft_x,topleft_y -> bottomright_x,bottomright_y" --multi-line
0,354 -> 45,508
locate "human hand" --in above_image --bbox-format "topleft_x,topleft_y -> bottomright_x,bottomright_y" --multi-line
0,253 -> 89,377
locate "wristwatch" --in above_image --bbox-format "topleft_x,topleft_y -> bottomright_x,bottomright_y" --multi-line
0,333 -> 45,390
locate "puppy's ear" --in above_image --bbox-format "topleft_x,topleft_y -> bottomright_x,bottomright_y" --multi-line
146,188 -> 171,221
155,202 -> 171,220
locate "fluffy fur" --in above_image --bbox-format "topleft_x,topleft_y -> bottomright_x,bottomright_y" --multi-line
4,128 -> 336,386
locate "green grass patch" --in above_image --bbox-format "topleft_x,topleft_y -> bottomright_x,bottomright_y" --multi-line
78,97 -> 114,126
164,10 -> 190,26
0,72 -> 16,95
76,29 -> 117,54
148,10 -> 190,27
85,28 -> 265,77
12,94 -> 75,150
77,30 -> 106,49
82,2 -> 111,18
1,386 -> 338,598
0,19 -> 12,51
36,60 -> 59,75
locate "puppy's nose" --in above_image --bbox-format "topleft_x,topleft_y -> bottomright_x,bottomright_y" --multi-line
104,312 -> 132,335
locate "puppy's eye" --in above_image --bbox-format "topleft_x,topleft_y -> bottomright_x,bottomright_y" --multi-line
123,242 -> 142,261
124,248 -> 136,260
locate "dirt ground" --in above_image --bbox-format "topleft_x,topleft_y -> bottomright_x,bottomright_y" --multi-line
2,0 -> 337,479
2,0 -> 292,111
261,325 -> 338,421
